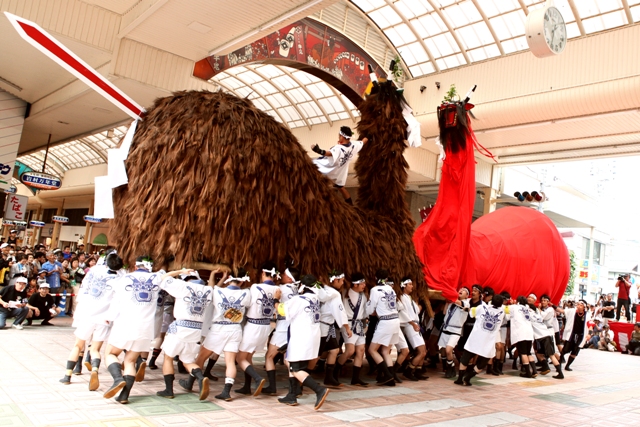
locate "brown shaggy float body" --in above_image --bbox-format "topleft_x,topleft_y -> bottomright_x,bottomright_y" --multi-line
111,86 -> 425,291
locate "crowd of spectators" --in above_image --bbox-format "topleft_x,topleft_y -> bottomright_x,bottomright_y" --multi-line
0,233 -> 104,330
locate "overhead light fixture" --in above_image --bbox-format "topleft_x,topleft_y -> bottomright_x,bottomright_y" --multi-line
435,82 -> 441,89
420,85 -> 426,93
209,0 -> 322,55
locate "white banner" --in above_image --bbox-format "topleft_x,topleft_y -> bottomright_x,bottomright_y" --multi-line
0,90 -> 27,190
4,194 -> 28,221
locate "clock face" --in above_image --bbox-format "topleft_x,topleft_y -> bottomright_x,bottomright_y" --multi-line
543,6 -> 566,54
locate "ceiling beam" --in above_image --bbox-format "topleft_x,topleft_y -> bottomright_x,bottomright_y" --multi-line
566,0 -> 586,36
425,0 -> 471,65
470,0 -> 505,55
275,66 -> 333,127
622,0 -> 634,24
327,84 -> 356,123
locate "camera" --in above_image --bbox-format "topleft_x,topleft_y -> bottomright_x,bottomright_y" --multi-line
618,275 -> 624,281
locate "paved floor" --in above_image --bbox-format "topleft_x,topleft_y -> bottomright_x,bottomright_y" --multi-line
2,316 -> 640,427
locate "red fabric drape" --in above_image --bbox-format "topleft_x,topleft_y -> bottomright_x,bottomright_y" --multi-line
412,123 -> 477,303
463,206 -> 570,305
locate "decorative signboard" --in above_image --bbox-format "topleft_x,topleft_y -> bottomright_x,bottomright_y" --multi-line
3,194 -> 27,221
29,220 -> 45,227
52,216 -> 69,223
4,185 -> 16,194
83,215 -> 102,224
2,220 -> 14,227
20,171 -> 62,190
193,17 -> 385,107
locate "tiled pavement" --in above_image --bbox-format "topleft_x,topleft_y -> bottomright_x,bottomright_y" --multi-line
2,317 -> 640,427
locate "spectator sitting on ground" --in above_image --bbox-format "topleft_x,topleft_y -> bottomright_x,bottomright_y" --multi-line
0,276 -> 29,329
584,318 -> 604,349
626,323 -> 640,355
598,324 -> 616,352
26,282 -> 59,326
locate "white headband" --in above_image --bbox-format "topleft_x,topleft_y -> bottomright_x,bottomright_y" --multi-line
339,131 -> 351,139
224,275 -> 251,284
284,268 -> 300,285
262,268 -> 281,280
400,279 -> 412,288
352,279 -> 365,284
528,293 -> 537,301
330,273 -> 345,282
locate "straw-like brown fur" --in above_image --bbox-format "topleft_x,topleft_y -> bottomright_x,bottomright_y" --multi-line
111,83 -> 425,291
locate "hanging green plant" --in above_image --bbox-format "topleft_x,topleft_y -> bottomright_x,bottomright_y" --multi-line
442,84 -> 459,103
391,54 -> 403,82
565,250 -> 576,295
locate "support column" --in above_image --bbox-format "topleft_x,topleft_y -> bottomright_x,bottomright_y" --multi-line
482,188 -> 497,215
586,226 -> 595,301
84,200 -> 94,253
51,200 -> 65,249
34,206 -> 43,245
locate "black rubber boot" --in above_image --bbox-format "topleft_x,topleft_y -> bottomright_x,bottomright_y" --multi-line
89,359 -> 101,391
565,356 -> 575,371
177,359 -> 188,374
204,358 -> 218,381
293,377 -> 303,397
512,357 -> 518,370
540,360 -> 551,375
116,375 -> 135,404
191,368 -> 210,401
302,376 -> 330,410
403,365 -> 419,382
426,355 -> 438,369
486,364 -> 494,375
103,362 -> 126,399
235,370 -> 253,395
215,382 -> 233,401
530,361 -> 538,378
244,365 -> 265,397
520,364 -> 532,378
73,353 -> 83,375
179,374 -> 196,391
277,377 -> 299,406
333,362 -> 343,380
351,366 -> 368,387
444,361 -> 455,378
84,351 -> 92,372
324,364 -> 342,387
261,370 -> 278,395
376,362 -> 395,385
148,348 -> 161,370
552,363 -> 564,379
392,362 -> 403,383
463,368 -> 476,386
59,360 -> 75,384
135,357 -> 146,382
454,368 -> 466,385
415,366 -> 429,380
156,374 -> 175,399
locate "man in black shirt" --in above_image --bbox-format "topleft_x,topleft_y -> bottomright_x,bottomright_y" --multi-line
600,294 -> 615,324
27,282 -> 59,326
6,230 -> 18,246
0,276 -> 29,329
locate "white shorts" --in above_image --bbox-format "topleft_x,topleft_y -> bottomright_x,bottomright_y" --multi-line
270,330 -> 288,348
204,327 -> 243,354
74,322 -> 111,343
402,325 -> 425,348
161,334 -> 199,364
371,319 -> 400,346
239,323 -> 272,353
342,327 -> 366,346
438,332 -> 460,349
108,338 -> 152,353
499,327 -> 507,344
161,313 -> 174,334
395,331 -> 408,351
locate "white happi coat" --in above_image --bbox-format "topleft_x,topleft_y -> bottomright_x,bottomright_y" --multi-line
319,286 -> 348,336
562,307 -> 590,347
72,265 -> 124,327
274,282 -> 299,334
367,284 -> 400,331
210,285 -> 251,330
507,304 -> 534,344
399,294 -> 420,326
343,289 -> 368,337
160,277 -> 214,342
313,140 -> 364,186
441,300 -> 469,335
245,281 -> 279,321
540,306 -> 556,333
284,292 -> 321,362
530,309 -> 553,339
464,304 -> 505,358
106,269 -> 163,342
